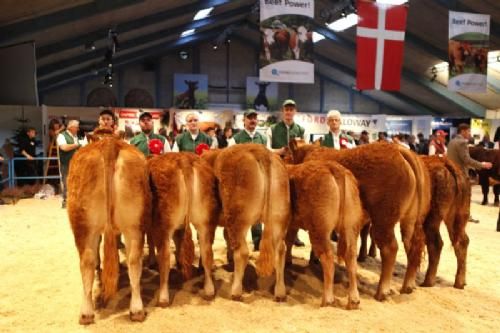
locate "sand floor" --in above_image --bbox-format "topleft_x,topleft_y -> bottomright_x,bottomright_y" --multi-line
0,185 -> 499,333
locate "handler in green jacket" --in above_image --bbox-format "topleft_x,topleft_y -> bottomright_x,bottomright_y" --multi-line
129,112 -> 170,156
266,99 -> 306,247
228,109 -> 267,251
172,113 -> 213,152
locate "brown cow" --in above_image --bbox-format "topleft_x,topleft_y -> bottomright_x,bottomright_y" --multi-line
290,142 -> 431,300
286,160 -> 365,308
148,153 -> 220,305
419,156 -> 470,289
213,144 -> 290,301
67,137 -> 150,324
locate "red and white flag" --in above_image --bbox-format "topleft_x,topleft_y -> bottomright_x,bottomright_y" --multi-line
356,0 -> 408,91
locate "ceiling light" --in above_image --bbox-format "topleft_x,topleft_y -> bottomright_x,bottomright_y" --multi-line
193,7 -> 213,21
327,13 -> 358,32
180,29 -> 195,38
312,32 -> 325,43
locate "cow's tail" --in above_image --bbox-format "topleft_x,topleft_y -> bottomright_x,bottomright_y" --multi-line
101,141 -> 119,304
335,167 -> 348,261
179,159 -> 195,280
399,148 -> 429,264
256,155 -> 275,277
444,158 -> 469,245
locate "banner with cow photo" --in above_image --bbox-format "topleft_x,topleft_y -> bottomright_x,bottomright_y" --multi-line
173,73 -> 208,109
448,11 -> 490,93
259,0 -> 314,83
246,77 -> 278,112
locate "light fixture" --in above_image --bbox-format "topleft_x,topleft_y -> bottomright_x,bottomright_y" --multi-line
212,44 -> 218,50
193,7 -> 213,21
312,32 -> 325,43
180,29 -> 195,38
179,50 -> 189,60
327,13 -> 358,32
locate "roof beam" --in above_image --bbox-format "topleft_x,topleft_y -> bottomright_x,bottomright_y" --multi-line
0,0 -> 144,45
38,25 -> 232,92
37,5 -> 252,78
37,0 -> 233,58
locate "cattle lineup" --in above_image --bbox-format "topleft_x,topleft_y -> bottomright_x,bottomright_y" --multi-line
67,137 -> 474,325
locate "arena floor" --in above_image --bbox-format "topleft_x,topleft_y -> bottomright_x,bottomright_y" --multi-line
0,186 -> 498,333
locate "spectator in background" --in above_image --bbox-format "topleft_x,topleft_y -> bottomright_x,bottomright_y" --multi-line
407,134 -> 417,152
416,133 -> 429,155
218,127 -> 233,149
206,127 -> 219,149
57,120 -> 87,208
429,130 -> 447,156
377,131 -> 388,142
48,118 -> 65,144
494,126 -> 500,149
17,127 -> 38,185
447,123 -> 492,223
477,133 -> 494,149
358,130 -> 370,145
392,133 -> 410,149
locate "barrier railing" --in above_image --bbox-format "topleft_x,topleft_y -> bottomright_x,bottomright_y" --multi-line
0,158 -> 9,188
7,156 -> 60,188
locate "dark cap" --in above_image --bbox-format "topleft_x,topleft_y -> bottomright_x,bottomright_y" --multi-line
282,99 -> 296,107
139,111 -> 152,120
244,110 -> 258,118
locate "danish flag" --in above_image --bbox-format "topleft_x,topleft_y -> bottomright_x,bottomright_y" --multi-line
356,0 -> 408,91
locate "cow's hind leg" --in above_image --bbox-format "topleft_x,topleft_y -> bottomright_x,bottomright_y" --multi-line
445,211 -> 469,289
122,228 -> 146,321
341,226 -> 360,309
77,230 -> 100,325
157,230 -> 172,307
400,217 -> 425,294
421,213 -> 443,287
372,221 -> 398,301
231,225 -> 250,301
195,222 -> 216,300
311,233 -> 334,307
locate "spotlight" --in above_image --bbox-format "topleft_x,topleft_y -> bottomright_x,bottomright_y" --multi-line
84,41 -> 96,51
341,9 -> 347,17
212,44 -> 218,50
179,50 -> 189,60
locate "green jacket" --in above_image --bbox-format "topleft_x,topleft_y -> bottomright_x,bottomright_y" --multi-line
59,131 -> 78,166
130,132 -> 167,156
175,131 -> 212,153
233,130 -> 267,145
270,121 -> 305,149
321,132 -> 355,149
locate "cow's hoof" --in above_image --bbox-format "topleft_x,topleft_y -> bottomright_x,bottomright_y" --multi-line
346,300 -> 360,310
374,293 -> 388,302
420,280 -> 435,288
130,310 -> 146,322
454,282 -> 466,289
321,300 -> 335,307
400,285 -> 415,294
231,295 -> 243,302
79,314 -> 95,325
357,255 -> 366,263
202,293 -> 215,301
157,300 -> 170,308
274,295 -> 287,303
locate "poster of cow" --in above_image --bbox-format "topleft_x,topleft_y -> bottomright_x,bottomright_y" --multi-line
173,73 -> 208,109
259,0 -> 314,83
246,76 -> 278,112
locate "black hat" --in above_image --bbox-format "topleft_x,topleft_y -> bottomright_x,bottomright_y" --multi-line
244,110 -> 258,118
139,111 -> 152,120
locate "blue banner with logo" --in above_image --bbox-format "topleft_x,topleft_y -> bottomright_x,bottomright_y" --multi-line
259,0 -> 314,83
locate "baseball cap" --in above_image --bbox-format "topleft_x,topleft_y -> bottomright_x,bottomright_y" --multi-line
244,110 -> 258,118
282,99 -> 296,107
139,111 -> 152,120
435,129 -> 448,136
